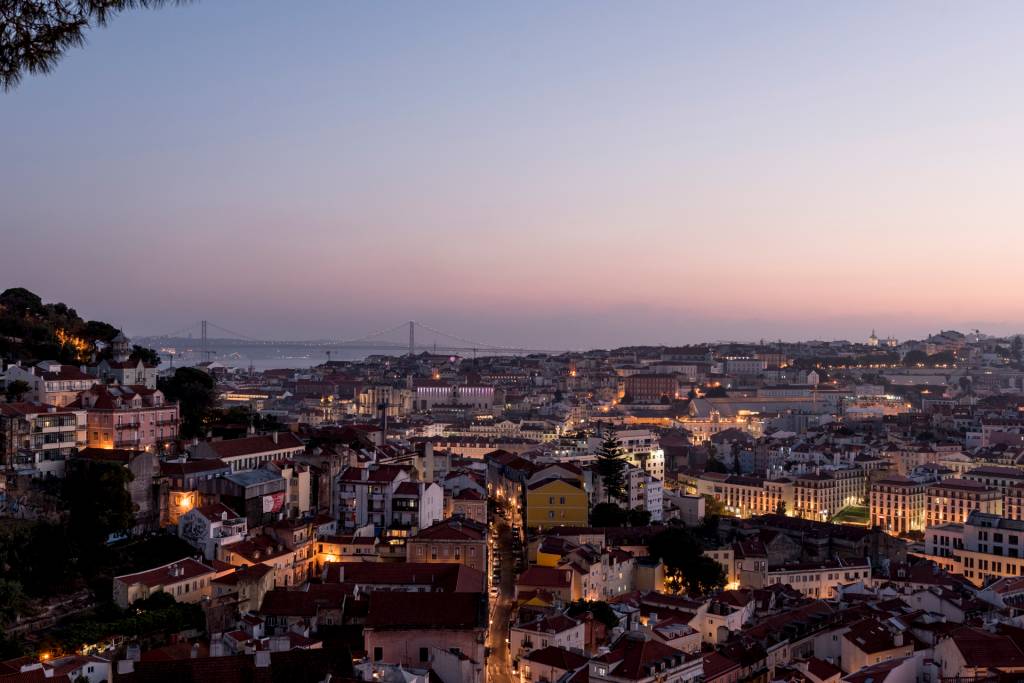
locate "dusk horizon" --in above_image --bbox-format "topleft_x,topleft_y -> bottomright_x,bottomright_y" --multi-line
5,1 -> 1024,348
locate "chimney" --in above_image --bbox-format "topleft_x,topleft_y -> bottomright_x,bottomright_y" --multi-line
126,644 -> 141,662
190,643 -> 200,659
210,638 -> 225,657
254,650 -> 271,668
273,431 -> 279,445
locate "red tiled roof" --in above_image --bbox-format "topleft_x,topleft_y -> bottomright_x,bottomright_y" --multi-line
524,646 -> 589,671
594,634 -> 688,680
160,459 -> 230,476
204,433 -> 303,459
413,518 -> 486,541
365,591 -> 485,630
115,558 -> 215,588
323,561 -> 484,592
949,626 -> 1024,669
518,566 -> 572,589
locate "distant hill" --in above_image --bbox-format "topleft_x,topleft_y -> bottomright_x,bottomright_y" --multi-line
0,287 -> 155,366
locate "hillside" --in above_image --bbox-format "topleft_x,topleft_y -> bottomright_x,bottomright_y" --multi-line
0,288 -> 155,366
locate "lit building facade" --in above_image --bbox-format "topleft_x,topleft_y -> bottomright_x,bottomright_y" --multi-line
870,476 -> 926,535
925,479 -> 1002,528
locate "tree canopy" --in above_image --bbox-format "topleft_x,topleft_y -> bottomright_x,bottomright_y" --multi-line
1,1 -> 187,91
158,367 -> 216,438
595,432 -> 627,503
647,527 -> 726,595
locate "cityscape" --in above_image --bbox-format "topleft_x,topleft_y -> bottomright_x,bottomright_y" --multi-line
5,2 -> 1024,683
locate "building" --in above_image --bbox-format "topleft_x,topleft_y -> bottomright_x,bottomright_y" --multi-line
695,473 -> 794,518
3,361 -> 98,407
112,558 -> 218,609
521,646 -> 589,683
337,464 -> 443,535
511,613 -> 585,661
0,401 -> 87,477
622,374 -> 681,403
869,476 -> 926,535
925,478 -> 1002,527
88,332 -> 159,388
926,511 -> 1024,586
405,517 -> 488,574
765,559 -> 872,599
160,457 -> 232,525
70,384 -> 178,451
590,632 -> 702,683
177,502 -> 248,561
526,477 -> 588,530
793,469 -> 865,521
363,591 -> 487,683
191,432 -> 304,472
449,488 -> 487,524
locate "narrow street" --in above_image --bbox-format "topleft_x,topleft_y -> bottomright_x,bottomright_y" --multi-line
487,517 -> 516,683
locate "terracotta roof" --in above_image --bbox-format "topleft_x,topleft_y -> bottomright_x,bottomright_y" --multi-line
949,626 -> 1024,669
323,561 -> 484,592
524,646 -> 589,671
518,566 -> 573,589
413,518 -> 486,542
702,652 -> 740,680
805,656 -> 842,682
160,459 -> 230,476
365,591 -> 485,630
594,633 -> 688,680
203,433 -> 303,459
115,558 -> 215,589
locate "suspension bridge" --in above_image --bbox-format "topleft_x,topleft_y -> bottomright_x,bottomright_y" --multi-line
135,320 -> 563,357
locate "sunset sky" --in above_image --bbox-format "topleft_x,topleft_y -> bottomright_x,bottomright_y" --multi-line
3,1 -> 1024,348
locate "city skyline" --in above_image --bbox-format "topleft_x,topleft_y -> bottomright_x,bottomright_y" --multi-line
5,1 -> 1024,347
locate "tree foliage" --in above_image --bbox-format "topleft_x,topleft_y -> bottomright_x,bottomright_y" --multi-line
0,287 -> 121,364
64,459 -> 135,548
647,527 -> 726,596
566,599 -> 620,629
591,502 -> 627,527
1,1 -> 188,90
595,432 -> 627,503
158,367 -> 216,438
4,379 -> 31,402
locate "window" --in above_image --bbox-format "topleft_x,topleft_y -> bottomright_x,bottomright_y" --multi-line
374,647 -> 383,661
420,647 -> 429,662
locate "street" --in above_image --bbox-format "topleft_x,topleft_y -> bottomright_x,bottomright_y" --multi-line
487,518 -> 516,683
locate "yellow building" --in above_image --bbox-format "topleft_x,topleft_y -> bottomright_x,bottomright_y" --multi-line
526,478 -> 588,530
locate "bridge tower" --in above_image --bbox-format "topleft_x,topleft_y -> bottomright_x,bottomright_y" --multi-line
408,321 -> 415,356
201,320 -> 208,361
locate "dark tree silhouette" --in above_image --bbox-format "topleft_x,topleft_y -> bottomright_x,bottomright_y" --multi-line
1,1 -> 188,90
4,379 -> 30,402
595,432 -> 626,503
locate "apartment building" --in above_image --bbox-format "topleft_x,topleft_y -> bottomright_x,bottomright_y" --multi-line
71,384 -> 179,451
406,517 -> 488,574
4,361 -> 98,407
870,476 -> 926,535
925,478 -> 1002,528
191,432 -> 304,472
695,473 -> 795,518
926,511 -> 1024,586
793,468 -> 865,521
337,464 -> 443,534
0,401 -> 87,477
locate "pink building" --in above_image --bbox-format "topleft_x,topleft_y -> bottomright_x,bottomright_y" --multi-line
70,384 -> 179,451
363,591 -> 486,683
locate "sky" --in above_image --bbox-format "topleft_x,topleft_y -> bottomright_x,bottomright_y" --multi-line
3,1 -> 1024,350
